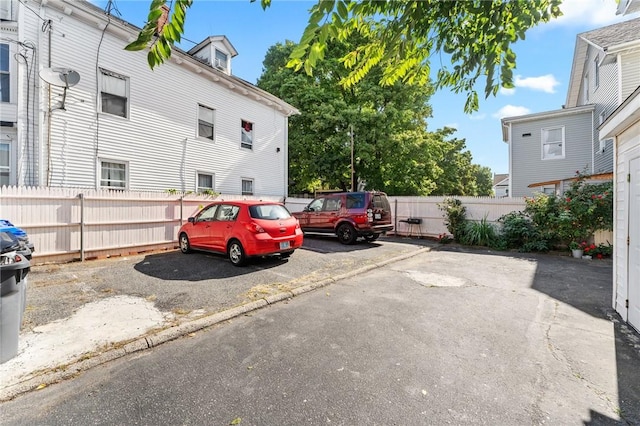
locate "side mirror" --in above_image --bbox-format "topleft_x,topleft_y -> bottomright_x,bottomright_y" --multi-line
188,217 -> 195,223
303,207 -> 311,212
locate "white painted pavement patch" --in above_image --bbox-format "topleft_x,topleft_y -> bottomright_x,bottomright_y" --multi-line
0,295 -> 171,388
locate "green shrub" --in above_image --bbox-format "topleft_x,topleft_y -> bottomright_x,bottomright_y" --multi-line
460,215 -> 497,247
498,211 -> 552,252
438,198 -> 467,242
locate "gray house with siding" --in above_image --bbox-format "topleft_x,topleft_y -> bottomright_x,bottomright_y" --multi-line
502,17 -> 640,197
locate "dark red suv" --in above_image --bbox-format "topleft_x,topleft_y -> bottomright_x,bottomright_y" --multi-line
292,191 -> 393,244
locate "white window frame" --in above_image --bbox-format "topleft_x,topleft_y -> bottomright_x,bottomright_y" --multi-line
196,172 -> 215,193
198,104 -> 215,141
583,74 -> 589,103
0,137 -> 14,186
214,49 -> 228,71
99,159 -> 128,189
541,126 -> 565,160
241,178 -> 254,196
0,38 -> 17,106
241,119 -> 253,149
99,68 -> 129,118
0,0 -> 12,21
594,55 -> 600,89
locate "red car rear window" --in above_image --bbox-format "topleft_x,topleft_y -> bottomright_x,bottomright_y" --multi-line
249,204 -> 292,220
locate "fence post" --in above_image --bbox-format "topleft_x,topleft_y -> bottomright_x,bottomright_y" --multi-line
179,196 -> 184,225
78,193 -> 85,262
394,199 -> 398,236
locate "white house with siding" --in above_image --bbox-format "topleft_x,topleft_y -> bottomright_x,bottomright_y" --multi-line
0,0 -> 298,196
501,17 -> 640,197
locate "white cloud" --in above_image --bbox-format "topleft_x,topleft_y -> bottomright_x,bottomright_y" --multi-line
493,105 -> 531,119
514,74 -> 560,94
546,0 -> 627,27
500,87 -> 516,96
469,113 -> 487,121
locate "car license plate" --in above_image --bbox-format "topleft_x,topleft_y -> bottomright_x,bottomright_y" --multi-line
279,241 -> 291,250
374,213 -> 381,220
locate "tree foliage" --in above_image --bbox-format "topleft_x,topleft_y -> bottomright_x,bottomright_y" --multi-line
257,39 -> 492,196
132,0 -> 562,112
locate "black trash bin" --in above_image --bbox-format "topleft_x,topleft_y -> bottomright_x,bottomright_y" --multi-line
0,232 -> 31,364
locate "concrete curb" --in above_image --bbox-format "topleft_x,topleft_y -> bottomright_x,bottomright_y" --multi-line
0,246 -> 430,401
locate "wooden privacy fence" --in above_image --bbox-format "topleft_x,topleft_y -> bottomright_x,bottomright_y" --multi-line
1,186 -> 527,264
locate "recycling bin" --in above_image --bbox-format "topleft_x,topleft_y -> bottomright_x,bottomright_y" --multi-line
1,255 -> 30,364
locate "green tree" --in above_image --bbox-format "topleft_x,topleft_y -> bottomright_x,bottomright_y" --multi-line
128,0 -> 562,112
257,40 -> 439,194
472,165 -> 494,196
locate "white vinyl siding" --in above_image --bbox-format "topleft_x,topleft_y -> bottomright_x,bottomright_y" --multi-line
541,127 -> 565,160
621,50 -> 640,102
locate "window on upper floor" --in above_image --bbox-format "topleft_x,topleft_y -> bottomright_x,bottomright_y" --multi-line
594,55 -> 600,89
197,172 -> 215,193
198,104 -> 215,140
0,43 -> 9,103
214,50 -> 228,70
100,159 -> 127,189
0,0 -> 12,21
241,178 -> 254,195
100,69 -> 129,118
583,74 -> 589,103
241,120 -> 253,149
541,126 -> 565,160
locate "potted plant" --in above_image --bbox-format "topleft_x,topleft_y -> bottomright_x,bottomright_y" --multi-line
568,241 -> 584,258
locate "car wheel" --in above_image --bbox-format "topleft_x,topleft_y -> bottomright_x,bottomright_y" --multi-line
364,234 -> 380,242
228,240 -> 247,266
179,233 -> 192,253
336,223 -> 357,245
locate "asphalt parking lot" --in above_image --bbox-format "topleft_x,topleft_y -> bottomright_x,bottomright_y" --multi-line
20,235 -> 433,332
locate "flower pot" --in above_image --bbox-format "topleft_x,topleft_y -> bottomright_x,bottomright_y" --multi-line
572,249 -> 584,258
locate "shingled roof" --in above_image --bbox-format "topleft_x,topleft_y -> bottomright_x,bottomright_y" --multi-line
579,16 -> 640,49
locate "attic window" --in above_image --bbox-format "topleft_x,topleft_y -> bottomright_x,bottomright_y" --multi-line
214,50 -> 228,70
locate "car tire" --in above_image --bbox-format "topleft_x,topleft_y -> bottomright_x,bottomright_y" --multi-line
179,233 -> 192,253
337,223 -> 357,245
364,234 -> 380,242
228,240 -> 247,266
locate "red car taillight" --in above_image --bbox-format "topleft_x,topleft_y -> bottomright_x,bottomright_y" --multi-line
354,214 -> 369,224
244,221 -> 266,233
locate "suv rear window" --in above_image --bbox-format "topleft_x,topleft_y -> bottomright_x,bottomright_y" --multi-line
372,194 -> 390,210
346,193 -> 365,209
249,204 -> 292,220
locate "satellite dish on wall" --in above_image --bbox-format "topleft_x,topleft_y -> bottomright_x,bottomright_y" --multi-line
39,67 -> 81,111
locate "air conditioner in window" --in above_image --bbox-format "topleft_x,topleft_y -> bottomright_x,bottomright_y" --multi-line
214,58 -> 225,70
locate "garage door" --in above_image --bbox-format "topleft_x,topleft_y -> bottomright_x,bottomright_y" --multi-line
629,156 -> 640,331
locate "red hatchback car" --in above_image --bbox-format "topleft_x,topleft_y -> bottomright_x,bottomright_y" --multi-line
178,200 -> 303,266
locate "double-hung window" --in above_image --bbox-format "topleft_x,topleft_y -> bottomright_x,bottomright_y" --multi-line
0,43 -> 10,103
241,178 -> 254,195
241,120 -> 253,149
541,127 -> 565,160
594,55 -> 600,89
100,160 -> 127,189
100,69 -> 129,118
0,141 -> 10,186
198,104 -> 215,140
197,172 -> 215,193
214,50 -> 228,71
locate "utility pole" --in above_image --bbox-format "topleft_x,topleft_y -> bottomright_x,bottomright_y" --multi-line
350,124 -> 355,192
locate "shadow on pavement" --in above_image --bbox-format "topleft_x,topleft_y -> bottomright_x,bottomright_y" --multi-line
134,250 -> 288,281
301,234 -> 383,254
437,244 -> 640,425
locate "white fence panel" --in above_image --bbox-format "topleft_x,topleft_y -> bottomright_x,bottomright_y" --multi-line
1,186 -> 527,263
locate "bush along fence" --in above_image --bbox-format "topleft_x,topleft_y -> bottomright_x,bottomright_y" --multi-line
437,172 -> 614,256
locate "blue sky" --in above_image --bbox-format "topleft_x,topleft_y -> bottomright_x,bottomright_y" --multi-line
92,0 -> 638,176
